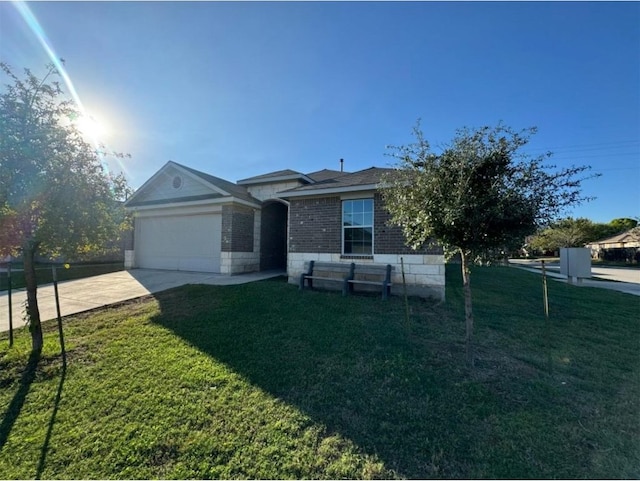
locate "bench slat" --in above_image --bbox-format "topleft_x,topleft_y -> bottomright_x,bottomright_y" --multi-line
305,276 -> 345,282
348,279 -> 393,286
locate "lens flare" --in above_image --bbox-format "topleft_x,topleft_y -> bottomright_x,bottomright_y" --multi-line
12,0 -> 127,177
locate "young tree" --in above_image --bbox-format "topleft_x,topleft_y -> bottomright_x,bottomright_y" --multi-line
382,123 -> 595,366
0,62 -> 130,354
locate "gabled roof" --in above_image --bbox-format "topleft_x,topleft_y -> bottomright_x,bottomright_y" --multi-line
125,161 -> 258,208
278,167 -> 394,198
126,162 -> 394,209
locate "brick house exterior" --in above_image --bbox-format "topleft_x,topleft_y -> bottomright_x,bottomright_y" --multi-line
125,162 -> 445,299
280,169 -> 445,300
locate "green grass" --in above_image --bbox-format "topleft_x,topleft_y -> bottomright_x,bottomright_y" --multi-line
0,262 -> 124,291
0,265 -> 638,479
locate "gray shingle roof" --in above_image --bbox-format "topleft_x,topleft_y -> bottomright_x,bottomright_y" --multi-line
305,169 -> 350,182
280,167 -> 394,195
236,169 -> 313,185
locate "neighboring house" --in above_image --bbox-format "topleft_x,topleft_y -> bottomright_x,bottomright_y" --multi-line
585,230 -> 640,262
124,161 -> 445,299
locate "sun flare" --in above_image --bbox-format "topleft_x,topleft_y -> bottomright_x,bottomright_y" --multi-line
75,114 -> 110,143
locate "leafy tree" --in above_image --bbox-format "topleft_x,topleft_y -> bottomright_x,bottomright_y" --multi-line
608,217 -> 637,235
382,123 -> 595,366
529,217 -> 639,254
528,217 -> 597,253
0,62 -> 130,354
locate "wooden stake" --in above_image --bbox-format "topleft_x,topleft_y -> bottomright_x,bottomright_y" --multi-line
541,260 -> 552,374
541,260 -> 549,319
51,265 -> 66,366
401,257 -> 410,328
7,262 -> 13,347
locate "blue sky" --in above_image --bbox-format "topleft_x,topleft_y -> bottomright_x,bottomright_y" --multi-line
1,1 -> 638,223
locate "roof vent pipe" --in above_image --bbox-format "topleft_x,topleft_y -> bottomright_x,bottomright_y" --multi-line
340,158 -> 344,172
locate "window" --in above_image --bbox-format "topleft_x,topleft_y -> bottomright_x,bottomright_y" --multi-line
342,199 -> 373,255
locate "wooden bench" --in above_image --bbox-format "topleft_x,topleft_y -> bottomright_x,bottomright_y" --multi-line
299,261 -> 353,295
346,263 -> 394,300
299,261 -> 394,299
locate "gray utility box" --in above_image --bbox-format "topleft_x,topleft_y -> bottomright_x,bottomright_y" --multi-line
560,248 -> 591,284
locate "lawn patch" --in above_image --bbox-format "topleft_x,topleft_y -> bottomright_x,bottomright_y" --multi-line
0,266 -> 638,478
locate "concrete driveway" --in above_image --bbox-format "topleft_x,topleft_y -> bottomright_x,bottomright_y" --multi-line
0,269 -> 285,333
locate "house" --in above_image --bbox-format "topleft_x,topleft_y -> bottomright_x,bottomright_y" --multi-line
585,230 -> 640,263
124,161 -> 445,299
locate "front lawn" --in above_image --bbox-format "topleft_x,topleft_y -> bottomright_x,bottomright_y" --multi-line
0,265 -> 638,478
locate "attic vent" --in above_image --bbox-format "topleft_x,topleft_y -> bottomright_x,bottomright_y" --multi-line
172,175 -> 183,189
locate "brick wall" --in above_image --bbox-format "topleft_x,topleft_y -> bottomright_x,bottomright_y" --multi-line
222,204 -> 254,252
374,193 -> 443,255
288,197 -> 341,253
288,194 -> 443,256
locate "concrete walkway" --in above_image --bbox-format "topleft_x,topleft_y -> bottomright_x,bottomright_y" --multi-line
509,260 -> 640,297
0,269 -> 285,333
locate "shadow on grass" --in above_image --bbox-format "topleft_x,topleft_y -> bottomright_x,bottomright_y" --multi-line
150,278 -> 480,478
0,351 -> 39,451
35,363 -> 66,479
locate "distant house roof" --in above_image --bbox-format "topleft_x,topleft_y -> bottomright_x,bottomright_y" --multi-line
586,230 -> 640,249
278,167 -> 394,198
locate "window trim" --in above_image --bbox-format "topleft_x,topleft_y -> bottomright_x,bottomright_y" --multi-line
341,198 -> 374,256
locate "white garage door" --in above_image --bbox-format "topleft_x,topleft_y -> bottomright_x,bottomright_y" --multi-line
135,214 -> 222,272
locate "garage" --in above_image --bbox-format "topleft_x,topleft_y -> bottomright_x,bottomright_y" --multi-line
135,213 -> 222,272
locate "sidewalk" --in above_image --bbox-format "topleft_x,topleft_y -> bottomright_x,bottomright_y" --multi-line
0,269 -> 285,333
510,263 -> 640,297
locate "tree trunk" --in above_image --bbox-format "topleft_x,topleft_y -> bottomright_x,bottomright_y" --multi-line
23,241 -> 43,354
460,249 -> 475,368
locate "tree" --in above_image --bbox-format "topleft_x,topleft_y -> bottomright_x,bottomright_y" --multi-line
528,217 -> 639,254
0,62 -> 130,354
608,218 -> 637,235
382,123 -> 595,366
528,217 -> 597,253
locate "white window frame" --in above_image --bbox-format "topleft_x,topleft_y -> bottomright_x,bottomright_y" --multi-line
341,198 -> 374,256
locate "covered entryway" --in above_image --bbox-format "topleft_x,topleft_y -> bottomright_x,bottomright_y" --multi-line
135,213 -> 222,272
260,201 -> 288,270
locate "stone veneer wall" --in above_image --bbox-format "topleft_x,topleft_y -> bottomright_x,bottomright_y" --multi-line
288,252 -> 445,300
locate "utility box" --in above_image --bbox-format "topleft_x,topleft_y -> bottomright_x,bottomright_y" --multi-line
560,248 -> 591,284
